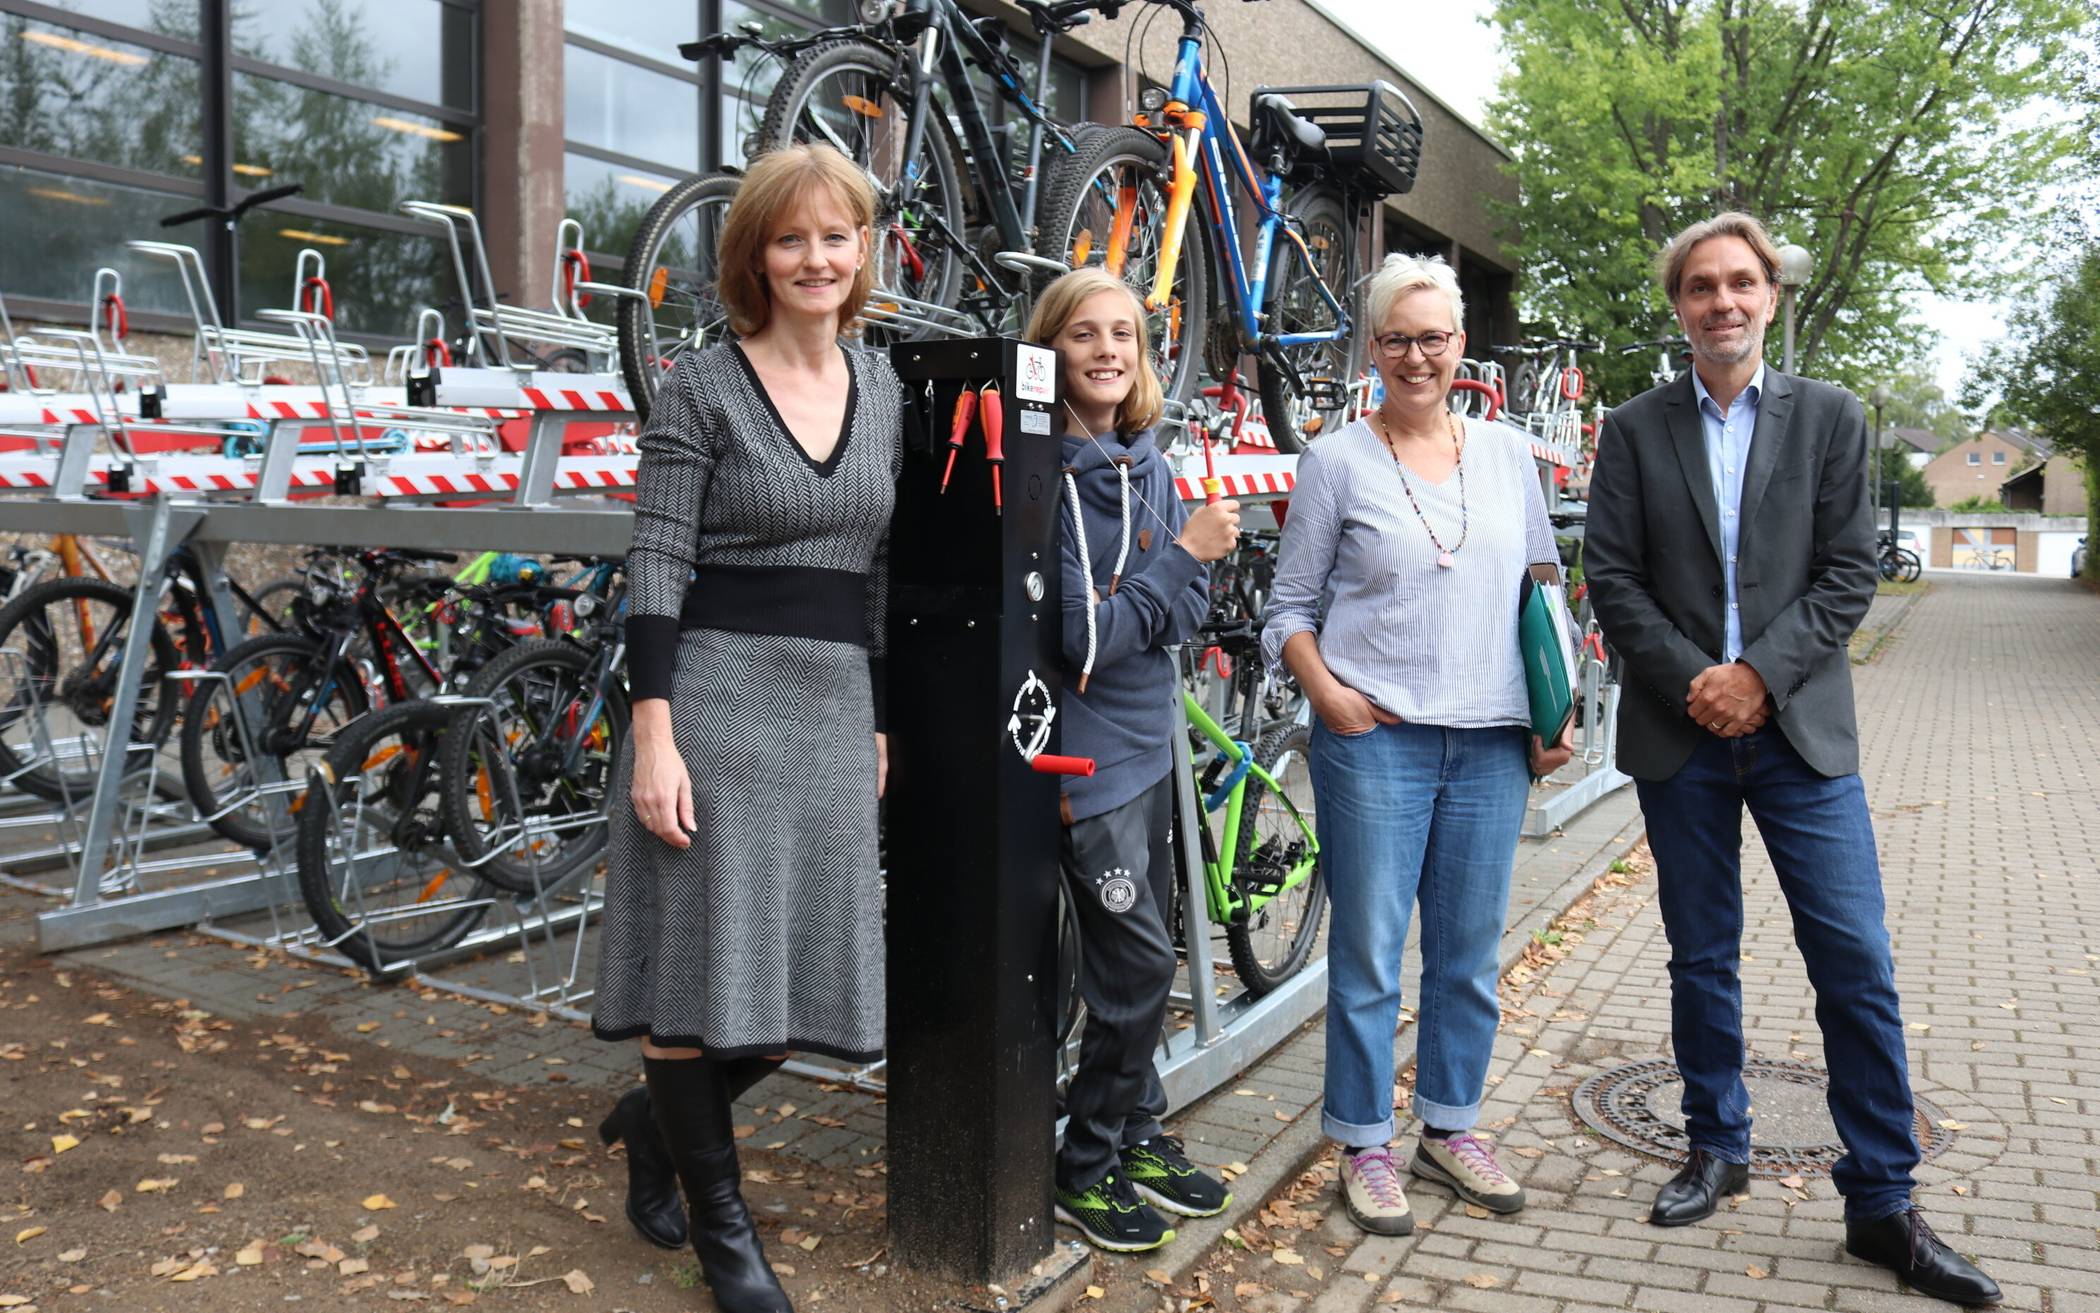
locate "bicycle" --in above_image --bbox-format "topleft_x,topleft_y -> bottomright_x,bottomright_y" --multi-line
1875,532 -> 1922,583
1042,0 -> 1423,452
616,0 -> 1126,420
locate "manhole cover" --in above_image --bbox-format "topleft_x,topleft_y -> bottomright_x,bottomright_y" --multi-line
1570,1058 -> 1957,1178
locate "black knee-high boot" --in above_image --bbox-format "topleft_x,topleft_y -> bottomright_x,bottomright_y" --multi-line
598,1088 -> 688,1250
645,1056 -> 793,1313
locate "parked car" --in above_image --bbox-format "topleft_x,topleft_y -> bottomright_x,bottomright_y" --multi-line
2074,536 -> 2088,579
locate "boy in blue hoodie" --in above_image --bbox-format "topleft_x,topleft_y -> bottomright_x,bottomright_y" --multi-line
1027,269 -> 1242,1252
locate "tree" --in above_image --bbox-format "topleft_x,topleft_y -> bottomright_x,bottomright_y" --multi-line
1969,244 -> 2100,578
1874,446 -> 1934,509
1487,0 -> 2095,405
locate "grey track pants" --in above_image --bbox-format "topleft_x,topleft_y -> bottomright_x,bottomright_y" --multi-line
1057,772 -> 1178,1193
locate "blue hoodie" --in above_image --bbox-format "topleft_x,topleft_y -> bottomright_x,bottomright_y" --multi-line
1058,425 -> 1210,822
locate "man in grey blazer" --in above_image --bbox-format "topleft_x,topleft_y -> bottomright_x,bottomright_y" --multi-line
1585,212 -> 1998,1307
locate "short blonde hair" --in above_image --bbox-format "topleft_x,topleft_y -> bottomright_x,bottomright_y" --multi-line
1657,211 -> 1781,303
716,144 -> 876,337
1364,252 -> 1464,336
1024,268 -> 1164,436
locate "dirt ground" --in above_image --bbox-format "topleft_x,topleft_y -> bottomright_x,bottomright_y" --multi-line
0,909 -> 940,1313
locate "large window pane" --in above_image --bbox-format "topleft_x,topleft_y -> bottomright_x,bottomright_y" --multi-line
0,14 -> 201,177
563,42 -> 698,170
563,152 -> 681,261
238,210 -> 453,338
0,164 -> 207,319
233,73 -> 471,213
20,0 -> 196,40
719,1 -> 810,107
234,0 -> 473,112
563,1 -> 699,63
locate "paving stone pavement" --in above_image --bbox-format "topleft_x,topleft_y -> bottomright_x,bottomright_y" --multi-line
1205,573 -> 2100,1312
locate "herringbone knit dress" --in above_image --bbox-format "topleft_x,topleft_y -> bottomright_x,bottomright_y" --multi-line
591,341 -> 899,1062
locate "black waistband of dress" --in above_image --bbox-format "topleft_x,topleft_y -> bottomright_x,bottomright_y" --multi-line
678,564 -> 868,647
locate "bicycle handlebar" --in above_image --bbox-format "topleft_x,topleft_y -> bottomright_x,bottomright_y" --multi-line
1618,338 -> 1688,354
161,182 -> 304,228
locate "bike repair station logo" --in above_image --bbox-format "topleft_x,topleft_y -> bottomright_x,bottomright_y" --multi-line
1096,867 -> 1138,914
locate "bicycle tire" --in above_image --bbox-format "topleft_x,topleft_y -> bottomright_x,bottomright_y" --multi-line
242,577 -> 305,636
438,638 -> 626,896
758,39 -> 970,339
0,576 -> 180,804
1032,126 -> 1208,407
617,172 -> 743,424
295,700 -> 487,974
1254,187 -> 1360,453
1897,547 -> 1922,582
180,632 -> 369,852
1224,721 -> 1325,996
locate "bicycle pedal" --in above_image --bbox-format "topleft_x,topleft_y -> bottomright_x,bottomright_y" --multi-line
1302,376 -> 1347,410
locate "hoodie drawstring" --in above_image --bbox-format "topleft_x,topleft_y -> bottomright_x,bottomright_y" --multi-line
1063,467 -> 1096,694
1107,456 -> 1134,596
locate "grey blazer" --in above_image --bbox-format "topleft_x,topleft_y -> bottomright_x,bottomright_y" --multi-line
1583,369 -> 1877,780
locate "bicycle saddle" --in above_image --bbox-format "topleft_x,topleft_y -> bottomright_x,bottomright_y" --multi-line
1251,94 -> 1327,159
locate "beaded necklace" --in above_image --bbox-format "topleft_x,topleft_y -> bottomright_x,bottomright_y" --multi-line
1374,408 -> 1467,568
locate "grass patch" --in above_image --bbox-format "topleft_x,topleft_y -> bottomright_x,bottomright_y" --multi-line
1874,578 -> 1931,597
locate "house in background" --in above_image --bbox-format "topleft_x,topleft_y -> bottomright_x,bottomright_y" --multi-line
2001,453 -> 2088,516
1881,426 -> 1939,469
1921,430 -> 2050,506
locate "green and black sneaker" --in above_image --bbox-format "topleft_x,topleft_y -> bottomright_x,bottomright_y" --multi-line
1120,1135 -> 1232,1218
1054,1169 -> 1175,1252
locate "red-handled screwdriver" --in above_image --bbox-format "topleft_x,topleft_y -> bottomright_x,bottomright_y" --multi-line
978,384 -> 1005,514
939,385 -> 977,494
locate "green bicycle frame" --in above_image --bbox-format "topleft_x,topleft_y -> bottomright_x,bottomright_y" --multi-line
1181,690 -> 1318,927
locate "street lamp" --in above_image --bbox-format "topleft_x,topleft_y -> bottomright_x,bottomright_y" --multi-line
1776,243 -> 1812,374
1868,383 -> 1892,527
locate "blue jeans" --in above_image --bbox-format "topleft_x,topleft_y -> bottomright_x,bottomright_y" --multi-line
1310,720 -> 1529,1147
1637,725 -> 1916,1223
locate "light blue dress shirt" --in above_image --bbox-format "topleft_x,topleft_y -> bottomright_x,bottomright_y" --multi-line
1690,364 -> 1764,662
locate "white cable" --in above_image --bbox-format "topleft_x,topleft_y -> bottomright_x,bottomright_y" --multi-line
1063,469 -> 1097,694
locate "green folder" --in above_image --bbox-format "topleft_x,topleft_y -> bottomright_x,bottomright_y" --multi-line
1518,574 -> 1578,745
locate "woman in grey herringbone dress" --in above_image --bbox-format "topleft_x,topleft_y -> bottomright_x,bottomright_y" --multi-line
588,145 -> 899,1313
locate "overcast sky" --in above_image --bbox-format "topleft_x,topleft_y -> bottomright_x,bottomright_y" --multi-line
1311,0 -> 2003,403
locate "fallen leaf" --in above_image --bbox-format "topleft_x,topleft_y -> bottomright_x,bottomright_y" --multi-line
798,1235 -> 821,1252
98,1190 -> 122,1212
1143,1268 -> 1171,1284
14,1227 -> 45,1244
352,1225 -> 379,1243
1272,1248 -> 1304,1266
732,1125 -> 756,1140
1464,1204 -> 1492,1219
58,1248 -> 86,1262
1084,1287 -> 1105,1300
1938,1119 -> 1968,1131
357,1022 -> 382,1033
50,1134 -> 79,1154
1462,1273 -> 1501,1289
236,1245 -> 264,1266
135,1178 -> 178,1193
340,1258 -> 370,1276
362,1194 -> 398,1211
561,1270 -> 593,1294
461,1245 -> 495,1262
223,1183 -> 244,1200
170,1260 -> 219,1281
1778,1174 -> 1806,1190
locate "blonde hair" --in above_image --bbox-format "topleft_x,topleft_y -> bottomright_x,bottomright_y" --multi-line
1657,211 -> 1781,303
1024,268 -> 1164,436
716,144 -> 876,337
1364,252 -> 1464,335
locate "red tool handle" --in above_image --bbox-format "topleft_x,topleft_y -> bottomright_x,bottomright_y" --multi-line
1030,754 -> 1096,777
940,386 -> 977,494
1199,418 -> 1221,505
424,336 -> 452,368
562,249 -> 592,309
101,292 -> 128,343
978,384 -> 1004,514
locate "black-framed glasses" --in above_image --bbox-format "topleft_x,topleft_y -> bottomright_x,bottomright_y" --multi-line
1372,331 -> 1455,358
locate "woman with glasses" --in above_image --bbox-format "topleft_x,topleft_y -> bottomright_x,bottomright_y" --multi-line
1261,253 -> 1574,1239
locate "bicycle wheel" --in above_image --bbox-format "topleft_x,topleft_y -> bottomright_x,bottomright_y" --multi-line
1898,548 -> 1922,582
439,638 -> 626,896
0,576 -> 179,803
1033,126 -> 1208,407
295,700 -> 487,973
1255,187 -> 1361,453
1877,549 -> 1901,582
617,172 -> 742,424
759,40 -> 969,339
1224,721 -> 1324,996
180,633 -> 368,852
240,577 -> 305,636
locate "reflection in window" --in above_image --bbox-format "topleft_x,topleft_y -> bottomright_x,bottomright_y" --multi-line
564,42 -> 699,169
238,209 -> 452,338
564,152 -> 680,260
0,15 -> 201,177
0,165 -> 206,317
235,0 -> 473,112
233,73 -> 471,213
563,0 -> 701,62
719,1 -> 810,106
20,0 -> 196,39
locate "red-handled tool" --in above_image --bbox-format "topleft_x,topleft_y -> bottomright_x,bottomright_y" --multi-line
1029,754 -> 1096,777
978,383 -> 1004,514
940,385 -> 977,494
1200,415 -> 1222,505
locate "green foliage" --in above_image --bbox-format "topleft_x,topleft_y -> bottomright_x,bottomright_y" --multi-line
1874,447 -> 1935,509
1946,494 -> 2008,514
1487,0 -> 2096,405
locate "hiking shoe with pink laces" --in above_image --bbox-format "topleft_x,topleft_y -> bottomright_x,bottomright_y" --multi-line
1338,1146 -> 1414,1235
1410,1132 -> 1527,1214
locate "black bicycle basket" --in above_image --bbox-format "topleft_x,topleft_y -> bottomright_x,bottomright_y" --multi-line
1251,81 -> 1424,197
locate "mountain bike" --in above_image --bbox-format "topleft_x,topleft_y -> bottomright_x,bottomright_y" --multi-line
1041,0 -> 1422,452
1876,531 -> 1922,583
615,0 -> 1129,420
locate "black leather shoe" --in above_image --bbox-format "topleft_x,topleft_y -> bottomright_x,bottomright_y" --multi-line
598,1087 -> 687,1250
1648,1148 -> 1750,1227
646,1057 -> 794,1313
1845,1207 -> 2002,1306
